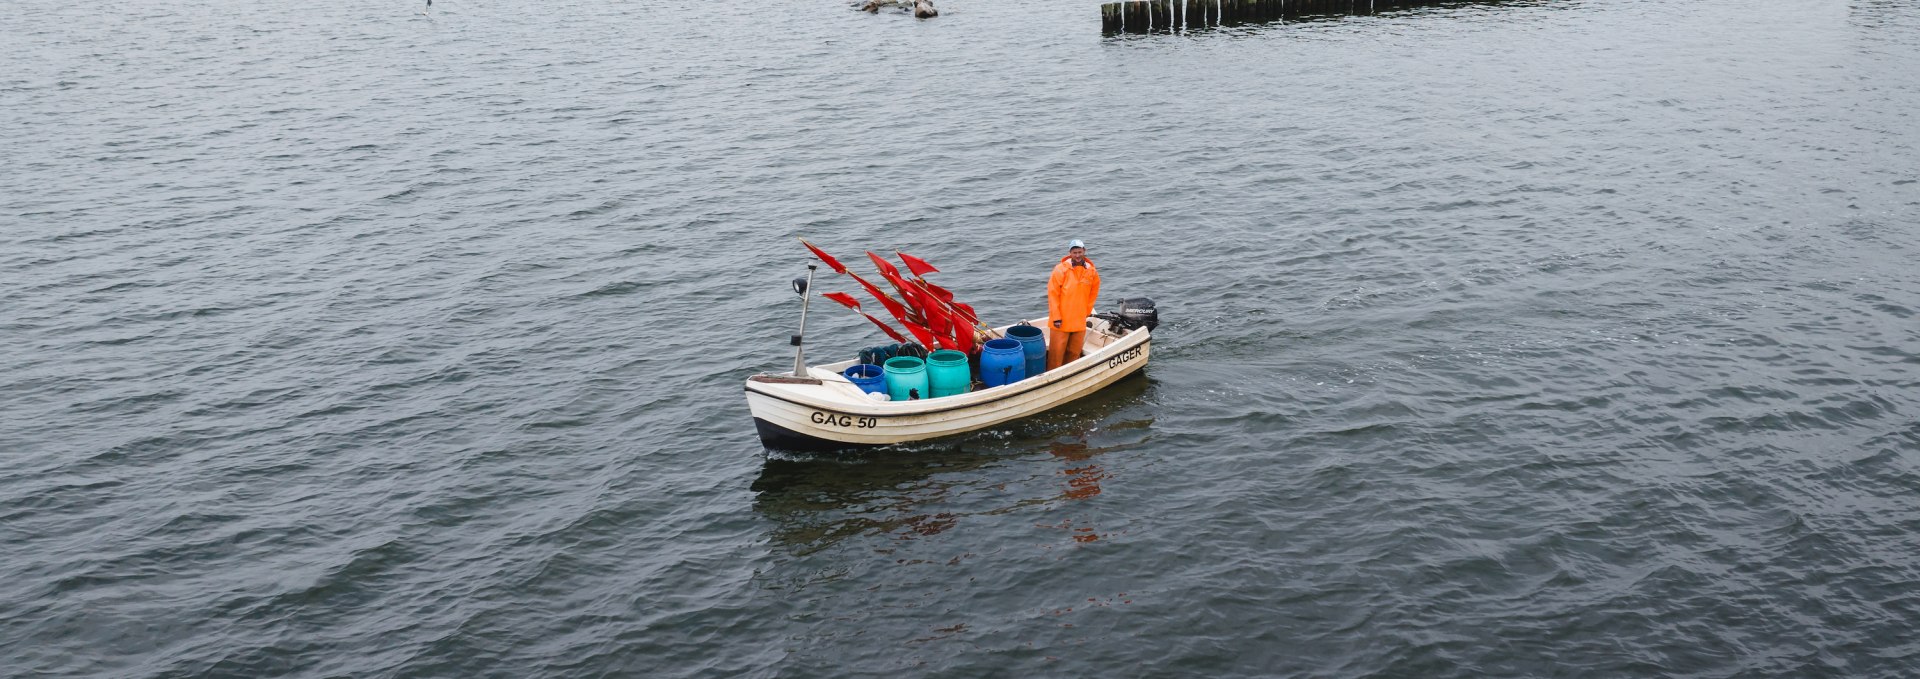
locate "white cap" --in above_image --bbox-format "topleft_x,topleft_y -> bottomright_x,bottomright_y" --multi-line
1068,239 -> 1085,250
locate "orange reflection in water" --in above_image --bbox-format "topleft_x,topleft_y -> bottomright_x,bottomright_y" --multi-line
1062,465 -> 1105,501
1047,438 -> 1111,543
1050,439 -> 1107,501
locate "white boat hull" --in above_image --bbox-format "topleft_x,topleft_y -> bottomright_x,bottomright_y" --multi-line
744,317 -> 1150,451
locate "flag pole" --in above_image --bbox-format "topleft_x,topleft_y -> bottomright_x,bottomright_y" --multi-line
792,264 -> 817,377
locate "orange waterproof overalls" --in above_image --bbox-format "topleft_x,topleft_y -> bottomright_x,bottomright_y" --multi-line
1046,255 -> 1100,371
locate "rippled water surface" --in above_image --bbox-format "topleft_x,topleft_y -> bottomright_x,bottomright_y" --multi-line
5,0 -> 1919,676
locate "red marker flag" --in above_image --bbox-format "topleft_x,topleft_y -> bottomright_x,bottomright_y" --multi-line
901,319 -> 941,350
867,252 -> 919,306
866,251 -> 905,281
896,251 -> 940,278
859,313 -> 909,344
922,280 -> 957,304
821,292 -> 861,309
953,320 -> 976,354
917,284 -> 951,336
904,280 -> 967,352
876,267 -> 927,319
927,284 -> 978,326
848,271 -> 908,324
800,238 -> 848,275
951,302 -> 980,326
911,279 -> 977,327
822,291 -> 910,344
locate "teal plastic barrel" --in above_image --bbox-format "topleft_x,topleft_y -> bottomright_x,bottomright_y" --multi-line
1005,324 -> 1046,377
979,338 -> 1026,387
884,356 -> 929,401
843,363 -> 887,395
925,350 -> 970,398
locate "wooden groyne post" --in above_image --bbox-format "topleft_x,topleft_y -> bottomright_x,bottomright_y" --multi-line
1102,0 -> 1456,33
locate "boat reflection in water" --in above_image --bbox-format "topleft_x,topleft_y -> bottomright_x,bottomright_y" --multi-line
750,376 -> 1155,556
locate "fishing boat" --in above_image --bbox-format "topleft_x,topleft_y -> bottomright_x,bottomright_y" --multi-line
744,263 -> 1158,452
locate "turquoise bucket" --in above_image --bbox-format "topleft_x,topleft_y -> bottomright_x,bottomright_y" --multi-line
1005,324 -> 1046,377
925,350 -> 970,398
884,356 -> 929,401
843,363 -> 887,395
979,338 -> 1026,387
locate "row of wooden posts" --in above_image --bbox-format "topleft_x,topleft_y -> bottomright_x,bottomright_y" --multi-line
1101,0 -> 1466,33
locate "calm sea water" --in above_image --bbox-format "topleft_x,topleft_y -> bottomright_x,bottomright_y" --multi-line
4,0 -> 1918,676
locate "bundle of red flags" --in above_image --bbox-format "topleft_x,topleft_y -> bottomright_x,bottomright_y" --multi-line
801,238 -> 983,354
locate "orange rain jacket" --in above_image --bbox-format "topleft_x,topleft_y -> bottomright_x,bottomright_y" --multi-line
1047,255 -> 1101,333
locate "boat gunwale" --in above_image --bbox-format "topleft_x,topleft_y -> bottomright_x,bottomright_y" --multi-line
744,324 -> 1149,418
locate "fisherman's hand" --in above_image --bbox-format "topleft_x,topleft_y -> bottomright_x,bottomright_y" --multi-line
1052,320 -> 1062,329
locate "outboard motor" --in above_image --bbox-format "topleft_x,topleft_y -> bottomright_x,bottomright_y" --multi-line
1095,297 -> 1159,332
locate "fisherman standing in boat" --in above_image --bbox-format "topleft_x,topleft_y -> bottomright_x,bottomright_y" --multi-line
1046,239 -> 1101,371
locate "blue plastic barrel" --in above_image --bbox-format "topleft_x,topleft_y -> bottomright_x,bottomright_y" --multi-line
979,338 -> 1026,387
1005,324 -> 1046,378
843,363 -> 887,395
883,356 -> 929,401
925,350 -> 970,398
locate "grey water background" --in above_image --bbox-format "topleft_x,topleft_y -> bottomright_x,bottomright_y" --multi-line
4,0 -> 1919,675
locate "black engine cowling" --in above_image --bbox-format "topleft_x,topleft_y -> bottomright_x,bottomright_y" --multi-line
1095,297 -> 1158,332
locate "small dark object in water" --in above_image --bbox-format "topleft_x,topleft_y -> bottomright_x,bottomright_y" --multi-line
856,0 -> 936,18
